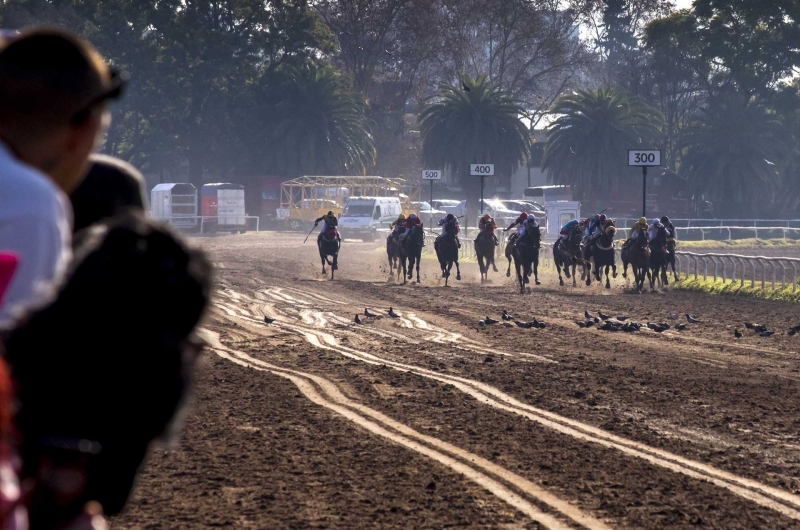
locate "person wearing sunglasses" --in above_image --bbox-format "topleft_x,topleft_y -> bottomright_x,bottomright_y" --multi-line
0,27 -> 124,327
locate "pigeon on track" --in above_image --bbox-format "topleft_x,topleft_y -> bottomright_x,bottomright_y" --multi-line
760,330 -> 775,337
484,316 -> 499,325
388,307 -> 399,318
502,310 -> 513,321
598,311 -> 611,321
577,321 -> 587,328
478,320 -> 486,327
264,316 -> 276,324
365,308 -> 377,318
734,328 -> 742,338
585,310 -> 595,319
789,328 -> 798,336
533,319 -> 547,329
675,323 -> 687,331
617,315 -> 630,321
744,322 -> 755,330
668,313 -> 679,320
354,314 -> 362,324
514,321 -> 534,329
752,324 -> 768,333
647,322 -> 658,330
686,314 -> 700,324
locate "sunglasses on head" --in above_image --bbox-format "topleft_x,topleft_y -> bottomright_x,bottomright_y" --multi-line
70,68 -> 128,126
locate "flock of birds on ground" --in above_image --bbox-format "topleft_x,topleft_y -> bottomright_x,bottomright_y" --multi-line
262,305 -> 800,338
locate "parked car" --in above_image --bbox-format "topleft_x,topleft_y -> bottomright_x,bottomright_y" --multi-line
430,199 -> 466,219
410,201 -> 447,227
500,199 -> 547,229
456,199 -> 519,228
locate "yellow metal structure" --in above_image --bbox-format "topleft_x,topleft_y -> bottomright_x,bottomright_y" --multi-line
278,176 -> 418,229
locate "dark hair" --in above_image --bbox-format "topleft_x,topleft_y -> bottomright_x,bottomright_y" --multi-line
0,27 -> 110,139
70,154 -> 148,233
660,216 -> 670,224
3,212 -> 211,517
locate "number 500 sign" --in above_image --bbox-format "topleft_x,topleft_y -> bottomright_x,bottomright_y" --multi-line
628,150 -> 661,167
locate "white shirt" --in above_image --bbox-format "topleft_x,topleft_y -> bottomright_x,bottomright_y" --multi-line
0,142 -> 72,327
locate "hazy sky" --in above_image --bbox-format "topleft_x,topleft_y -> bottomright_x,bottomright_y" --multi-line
674,0 -> 693,9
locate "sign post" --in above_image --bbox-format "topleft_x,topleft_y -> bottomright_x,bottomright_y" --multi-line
628,150 -> 661,218
470,164 -> 495,215
421,170 -> 442,219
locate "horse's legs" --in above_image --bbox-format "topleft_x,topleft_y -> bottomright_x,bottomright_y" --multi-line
621,259 -> 629,279
477,255 -> 486,283
514,256 -> 524,293
491,252 -> 498,272
604,265 -> 611,289
330,254 -> 337,280
533,257 -> 540,285
321,255 -> 326,275
455,260 -> 461,281
555,259 -> 564,286
415,254 -> 421,283
585,260 -> 592,286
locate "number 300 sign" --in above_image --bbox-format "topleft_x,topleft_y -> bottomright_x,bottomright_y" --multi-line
628,150 -> 661,167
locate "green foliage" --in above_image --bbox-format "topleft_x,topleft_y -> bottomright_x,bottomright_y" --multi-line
679,94 -> 790,216
242,65 -> 376,177
542,88 -> 663,203
419,75 -> 530,222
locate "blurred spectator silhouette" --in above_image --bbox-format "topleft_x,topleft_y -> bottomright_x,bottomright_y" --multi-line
0,28 -> 121,327
4,212 -> 211,527
70,154 -> 147,234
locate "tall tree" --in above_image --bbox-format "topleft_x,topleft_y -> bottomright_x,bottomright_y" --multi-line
542,88 -> 663,205
419,75 -> 530,225
240,64 -> 376,178
679,94 -> 790,217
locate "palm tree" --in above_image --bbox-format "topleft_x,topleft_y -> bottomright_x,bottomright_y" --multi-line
255,64 -> 376,177
542,88 -> 663,205
679,94 -> 789,217
419,75 -> 530,226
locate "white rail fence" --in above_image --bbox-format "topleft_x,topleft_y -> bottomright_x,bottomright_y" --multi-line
673,251 -> 800,292
155,215 -> 261,234
615,218 -> 800,228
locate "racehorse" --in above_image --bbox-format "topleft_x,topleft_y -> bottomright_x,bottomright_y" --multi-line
648,225 -> 669,288
510,225 -> 541,294
474,227 -> 498,283
582,222 -> 618,289
666,237 -> 678,282
386,233 -> 402,281
318,231 -> 340,280
434,223 -> 461,286
621,230 -> 651,292
400,224 -> 425,284
553,225 -> 585,287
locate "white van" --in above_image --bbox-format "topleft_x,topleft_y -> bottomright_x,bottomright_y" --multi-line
339,197 -> 402,242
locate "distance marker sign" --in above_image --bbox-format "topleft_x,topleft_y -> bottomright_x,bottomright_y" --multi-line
470,164 -> 494,176
628,150 -> 661,167
421,170 -> 442,180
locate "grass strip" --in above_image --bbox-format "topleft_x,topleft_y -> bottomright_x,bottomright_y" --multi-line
678,238 -> 800,250
671,275 -> 800,303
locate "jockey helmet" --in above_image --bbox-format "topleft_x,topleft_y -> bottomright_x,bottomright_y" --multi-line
638,217 -> 647,225
446,213 -> 455,221
652,218 -> 660,225
660,216 -> 670,225
599,214 -> 607,223
327,211 -> 334,217
483,213 -> 491,221
408,213 -> 418,220
519,212 -> 528,220
397,213 -> 406,221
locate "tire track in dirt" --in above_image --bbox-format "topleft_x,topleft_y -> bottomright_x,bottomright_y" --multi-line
202,329 -> 608,530
210,291 -> 800,521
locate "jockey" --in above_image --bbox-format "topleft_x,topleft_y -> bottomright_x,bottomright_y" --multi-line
504,212 -> 528,243
314,211 -> 340,242
398,213 -> 422,241
478,214 -> 499,246
559,219 -> 580,242
519,216 -> 540,239
389,213 -> 406,240
438,213 -> 461,247
627,217 -> 648,240
648,218 -> 663,242
660,216 -> 677,243
584,214 -> 608,244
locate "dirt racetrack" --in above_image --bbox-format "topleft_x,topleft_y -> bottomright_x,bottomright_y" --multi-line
114,233 -> 800,529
